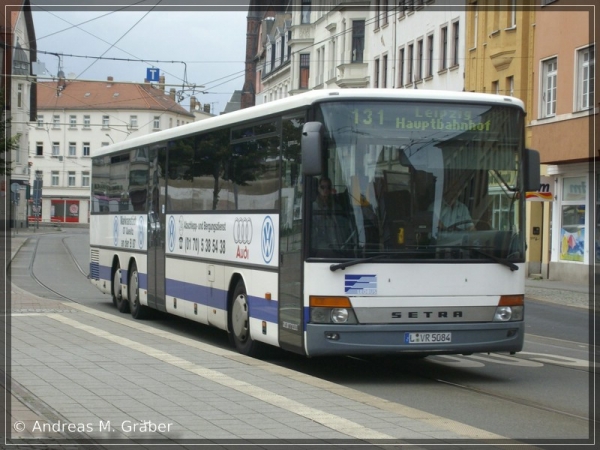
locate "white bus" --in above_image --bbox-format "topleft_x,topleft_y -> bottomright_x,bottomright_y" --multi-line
90,89 -> 540,357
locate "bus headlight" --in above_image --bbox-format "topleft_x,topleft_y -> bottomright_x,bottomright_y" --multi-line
493,305 -> 524,322
493,295 -> 524,322
331,308 -> 349,324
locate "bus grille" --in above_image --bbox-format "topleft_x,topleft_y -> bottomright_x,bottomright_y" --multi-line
90,249 -> 100,280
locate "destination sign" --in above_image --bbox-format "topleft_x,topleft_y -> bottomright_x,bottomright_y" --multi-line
352,106 -> 493,132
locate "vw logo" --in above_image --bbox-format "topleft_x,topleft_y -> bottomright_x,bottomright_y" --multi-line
138,216 -> 144,249
113,216 -> 119,247
233,217 -> 253,244
168,216 -> 176,252
261,216 -> 275,264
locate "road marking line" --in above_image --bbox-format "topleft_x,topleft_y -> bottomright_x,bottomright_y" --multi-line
45,301 -> 503,440
48,313 -> 394,440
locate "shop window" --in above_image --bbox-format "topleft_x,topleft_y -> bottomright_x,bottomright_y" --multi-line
560,176 -> 586,262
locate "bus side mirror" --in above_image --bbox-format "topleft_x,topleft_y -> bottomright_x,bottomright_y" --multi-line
524,149 -> 541,192
301,122 -> 323,176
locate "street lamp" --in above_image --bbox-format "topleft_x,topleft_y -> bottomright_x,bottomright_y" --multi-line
105,133 -> 114,144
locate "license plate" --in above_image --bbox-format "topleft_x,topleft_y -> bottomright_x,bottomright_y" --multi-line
404,332 -> 452,344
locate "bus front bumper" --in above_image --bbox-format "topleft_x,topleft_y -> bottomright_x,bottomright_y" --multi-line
304,321 -> 524,357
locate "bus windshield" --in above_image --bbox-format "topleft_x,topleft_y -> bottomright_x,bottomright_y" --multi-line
309,100 -> 525,263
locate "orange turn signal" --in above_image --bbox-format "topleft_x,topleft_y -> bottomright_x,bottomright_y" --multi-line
498,295 -> 524,306
309,296 -> 352,308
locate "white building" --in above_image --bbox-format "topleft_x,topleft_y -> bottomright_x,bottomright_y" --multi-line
254,1 -> 465,103
30,77 -> 195,224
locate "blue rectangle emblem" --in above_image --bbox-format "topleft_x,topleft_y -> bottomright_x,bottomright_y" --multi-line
345,274 -> 377,295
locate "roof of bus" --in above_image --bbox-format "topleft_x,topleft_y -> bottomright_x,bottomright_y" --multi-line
94,89 -> 526,158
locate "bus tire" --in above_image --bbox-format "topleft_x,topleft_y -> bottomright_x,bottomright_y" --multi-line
230,280 -> 260,357
129,262 -> 149,320
113,265 -> 129,313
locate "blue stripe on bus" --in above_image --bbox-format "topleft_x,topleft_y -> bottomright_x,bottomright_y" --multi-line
165,278 -> 278,323
95,266 -> 277,323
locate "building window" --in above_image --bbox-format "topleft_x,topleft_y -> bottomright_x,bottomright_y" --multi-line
53,115 -> 60,128
407,43 -> 414,84
508,0 -> 517,28
452,21 -> 460,67
299,54 -> 310,89
417,39 -> 424,80
130,115 -> 138,129
351,20 -> 365,63
506,76 -> 514,96
51,171 -> 59,186
153,116 -> 161,130
301,0 -> 311,24
69,142 -> 77,156
398,47 -> 405,87
82,172 -> 90,187
36,142 -> 43,156
36,115 -> 44,128
427,34 -> 434,77
374,58 -> 380,88
399,0 -> 406,17
541,57 -> 557,118
83,115 -> 91,128
440,26 -> 448,70
382,54 -> 388,88
560,176 -> 587,262
69,115 -> 77,128
576,45 -> 594,111
68,172 -> 76,187
83,142 -> 90,157
102,115 -> 109,129
52,142 -> 60,156
492,80 -> 499,95
17,83 -> 23,108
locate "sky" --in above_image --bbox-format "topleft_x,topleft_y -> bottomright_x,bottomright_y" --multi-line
31,3 -> 250,115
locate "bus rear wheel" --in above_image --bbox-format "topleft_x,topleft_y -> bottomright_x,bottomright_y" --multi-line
129,262 -> 149,320
113,265 -> 129,313
230,280 -> 260,357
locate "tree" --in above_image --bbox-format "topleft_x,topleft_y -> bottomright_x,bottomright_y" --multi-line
0,90 -> 20,176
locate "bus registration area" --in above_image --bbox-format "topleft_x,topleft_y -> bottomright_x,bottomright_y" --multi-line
405,332 -> 452,344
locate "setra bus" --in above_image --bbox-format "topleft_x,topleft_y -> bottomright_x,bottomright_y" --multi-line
90,89 -> 540,357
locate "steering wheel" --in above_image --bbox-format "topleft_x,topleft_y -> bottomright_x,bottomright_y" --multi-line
444,220 -> 474,232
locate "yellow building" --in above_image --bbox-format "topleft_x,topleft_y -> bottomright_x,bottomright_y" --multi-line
464,2 -> 544,277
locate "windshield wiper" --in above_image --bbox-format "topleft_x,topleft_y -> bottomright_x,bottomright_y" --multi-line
433,245 -> 519,271
468,247 -> 519,271
330,254 -> 389,272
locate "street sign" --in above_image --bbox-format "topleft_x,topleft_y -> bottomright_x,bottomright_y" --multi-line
146,68 -> 160,82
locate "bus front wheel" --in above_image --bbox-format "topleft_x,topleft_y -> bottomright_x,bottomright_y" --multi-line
230,280 -> 260,357
113,265 -> 129,313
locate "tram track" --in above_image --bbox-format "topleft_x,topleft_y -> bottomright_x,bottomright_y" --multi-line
12,232 -> 89,304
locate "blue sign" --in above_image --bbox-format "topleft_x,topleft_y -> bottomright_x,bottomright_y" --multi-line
146,68 -> 160,82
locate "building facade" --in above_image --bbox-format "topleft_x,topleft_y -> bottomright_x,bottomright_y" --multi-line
247,1 -> 465,105
529,3 -> 596,283
31,77 -> 194,224
1,0 -> 37,228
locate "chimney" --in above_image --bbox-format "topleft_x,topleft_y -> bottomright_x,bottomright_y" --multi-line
204,104 -> 210,114
190,96 -> 197,112
159,75 -> 165,92
57,70 -> 66,94
107,76 -> 114,82
169,88 -> 176,100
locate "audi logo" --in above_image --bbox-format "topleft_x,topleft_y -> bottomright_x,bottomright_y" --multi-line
233,217 -> 253,244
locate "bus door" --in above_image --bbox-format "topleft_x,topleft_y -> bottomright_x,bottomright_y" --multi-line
278,114 -> 305,355
147,145 -> 167,312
